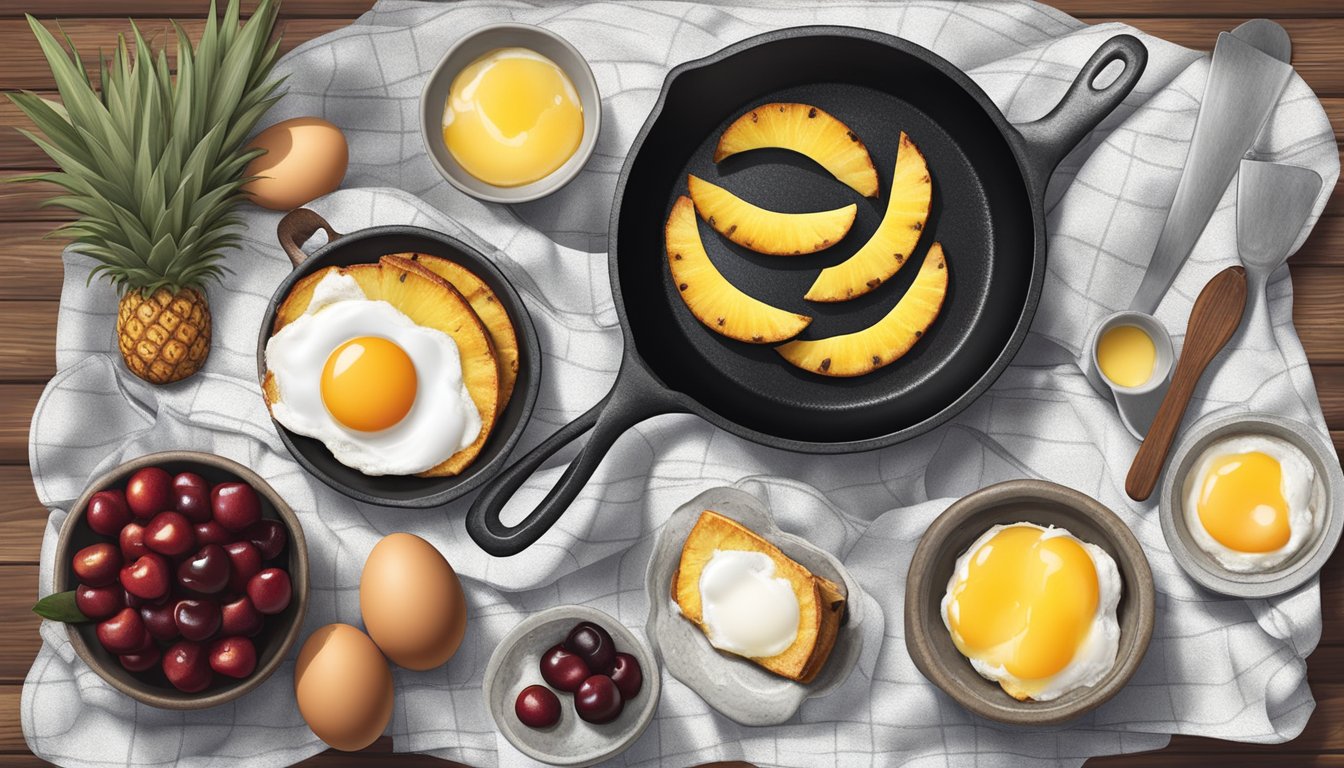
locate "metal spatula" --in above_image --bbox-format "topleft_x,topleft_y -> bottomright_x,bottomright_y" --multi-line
1236,159 -> 1322,341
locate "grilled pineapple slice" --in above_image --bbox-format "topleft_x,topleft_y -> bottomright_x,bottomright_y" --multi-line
391,252 -> 520,409
804,132 -> 931,303
272,264 -> 382,333
687,174 -> 856,256
715,103 -> 878,198
779,243 -> 948,377
378,256 -> 500,477
666,196 -> 812,343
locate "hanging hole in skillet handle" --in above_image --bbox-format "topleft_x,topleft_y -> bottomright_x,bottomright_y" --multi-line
467,360 -> 688,557
276,208 -> 345,267
1016,34 -> 1148,184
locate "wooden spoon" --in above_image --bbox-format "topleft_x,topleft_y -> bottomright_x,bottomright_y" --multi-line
1125,266 -> 1248,501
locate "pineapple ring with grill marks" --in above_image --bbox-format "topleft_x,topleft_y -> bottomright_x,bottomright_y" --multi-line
804,132 -> 931,303
715,103 -> 879,198
666,196 -> 812,344
687,175 -> 857,256
778,243 -> 948,377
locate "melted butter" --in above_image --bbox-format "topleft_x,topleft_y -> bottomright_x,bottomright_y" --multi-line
1097,325 -> 1156,388
441,47 -> 583,187
945,525 -> 1099,686
1197,451 -> 1291,553
698,549 -> 799,658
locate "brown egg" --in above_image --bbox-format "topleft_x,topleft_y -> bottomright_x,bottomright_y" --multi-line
360,533 -> 468,670
294,623 -> 393,751
243,117 -> 348,210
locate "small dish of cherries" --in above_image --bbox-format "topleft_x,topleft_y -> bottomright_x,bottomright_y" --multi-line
50,451 -> 308,709
483,605 -> 660,766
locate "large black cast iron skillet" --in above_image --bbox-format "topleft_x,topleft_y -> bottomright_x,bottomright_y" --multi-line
469,26 -> 1148,557
258,208 -> 541,508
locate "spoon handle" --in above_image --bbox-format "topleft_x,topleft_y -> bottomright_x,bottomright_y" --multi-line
1126,266 -> 1248,501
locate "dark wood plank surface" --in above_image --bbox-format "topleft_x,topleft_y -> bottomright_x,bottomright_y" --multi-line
1,1 -> 1341,765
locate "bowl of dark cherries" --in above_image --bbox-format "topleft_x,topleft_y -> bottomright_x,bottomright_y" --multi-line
47,451 -> 308,709
483,605 -> 660,766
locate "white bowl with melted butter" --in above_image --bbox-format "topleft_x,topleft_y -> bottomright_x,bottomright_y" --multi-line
1161,413 -> 1344,597
421,24 -> 601,203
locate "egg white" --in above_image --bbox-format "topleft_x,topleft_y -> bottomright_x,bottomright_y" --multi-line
940,522 -> 1122,702
265,271 -> 482,476
1182,434 -> 1323,572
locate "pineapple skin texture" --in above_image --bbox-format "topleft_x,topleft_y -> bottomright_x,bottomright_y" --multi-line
117,288 -> 212,385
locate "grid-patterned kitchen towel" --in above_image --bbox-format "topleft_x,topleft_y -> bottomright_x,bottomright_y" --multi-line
21,1 -> 1341,766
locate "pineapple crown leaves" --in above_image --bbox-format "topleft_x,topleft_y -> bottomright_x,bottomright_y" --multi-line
6,0 -> 286,296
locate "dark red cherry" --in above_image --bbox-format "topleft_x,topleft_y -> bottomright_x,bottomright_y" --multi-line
125,467 -> 173,520
208,636 -> 257,678
74,583 -> 123,621
173,472 -> 212,523
96,607 -> 147,655
119,522 -> 149,561
219,595 -> 263,637
540,643 -> 590,693
245,519 -> 287,561
608,652 -> 643,699
223,541 -> 262,594
86,490 -> 132,536
162,641 -> 211,692
192,521 -> 231,547
140,601 -> 180,643
514,684 -> 561,729
211,483 -> 260,532
575,674 -> 623,724
72,542 -> 121,587
120,553 -> 170,600
173,598 -> 221,642
176,544 -> 229,595
119,647 -> 161,673
563,621 -> 616,673
246,568 -> 291,615
144,511 -> 195,557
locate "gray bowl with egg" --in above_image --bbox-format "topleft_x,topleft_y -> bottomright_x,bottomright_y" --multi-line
1160,412 -> 1344,598
904,479 -> 1155,726
420,23 -> 601,203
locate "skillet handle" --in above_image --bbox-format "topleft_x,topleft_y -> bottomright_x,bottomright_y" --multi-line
1017,34 -> 1147,182
466,360 -> 686,557
276,208 -> 344,267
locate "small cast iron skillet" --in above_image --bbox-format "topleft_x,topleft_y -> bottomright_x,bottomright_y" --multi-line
467,27 -> 1148,557
257,208 -> 541,508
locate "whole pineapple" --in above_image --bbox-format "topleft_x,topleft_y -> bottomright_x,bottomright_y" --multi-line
9,0 -> 284,384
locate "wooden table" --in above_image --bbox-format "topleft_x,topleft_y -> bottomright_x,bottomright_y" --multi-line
0,1 -> 1341,765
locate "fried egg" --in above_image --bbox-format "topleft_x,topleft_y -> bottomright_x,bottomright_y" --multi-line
941,522 -> 1121,701
265,272 -> 481,476
1183,434 -> 1323,572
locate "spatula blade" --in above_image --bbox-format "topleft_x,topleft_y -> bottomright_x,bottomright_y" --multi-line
1236,159 -> 1322,270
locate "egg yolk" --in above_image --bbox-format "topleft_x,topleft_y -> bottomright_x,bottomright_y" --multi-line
321,336 -> 417,432
441,48 -> 584,187
945,526 -> 1099,688
1196,451 -> 1291,553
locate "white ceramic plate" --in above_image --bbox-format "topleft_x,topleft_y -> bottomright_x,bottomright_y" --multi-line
482,605 -> 660,766
643,486 -> 865,726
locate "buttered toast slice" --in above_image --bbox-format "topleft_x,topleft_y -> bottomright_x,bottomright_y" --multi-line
672,510 -> 845,683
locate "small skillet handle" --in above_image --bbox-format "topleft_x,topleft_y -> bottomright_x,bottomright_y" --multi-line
1017,34 -> 1148,182
276,208 -> 344,267
467,360 -> 686,558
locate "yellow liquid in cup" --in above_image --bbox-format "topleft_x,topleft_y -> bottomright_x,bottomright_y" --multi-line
441,47 -> 584,187
1097,324 -> 1156,388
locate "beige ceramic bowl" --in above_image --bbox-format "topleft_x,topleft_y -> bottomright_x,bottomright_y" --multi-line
419,23 -> 601,203
53,451 -> 309,709
904,479 -> 1154,725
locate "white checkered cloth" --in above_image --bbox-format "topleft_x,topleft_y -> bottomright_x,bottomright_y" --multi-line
22,1 -> 1340,766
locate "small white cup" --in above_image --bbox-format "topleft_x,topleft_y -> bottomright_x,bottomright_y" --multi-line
1091,310 -> 1175,439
